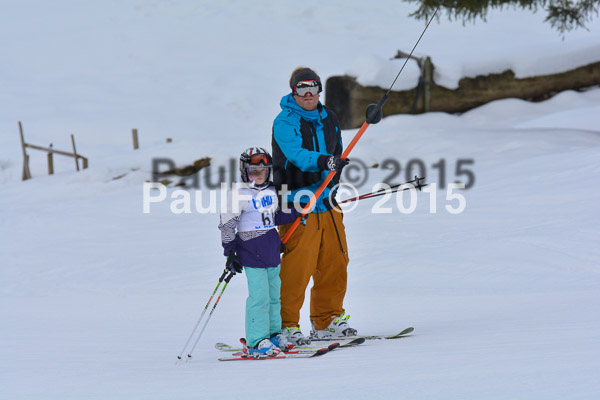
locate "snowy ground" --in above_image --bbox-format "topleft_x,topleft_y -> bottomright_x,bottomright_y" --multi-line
1,1 -> 600,399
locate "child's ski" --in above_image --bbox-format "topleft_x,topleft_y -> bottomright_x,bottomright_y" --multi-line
218,345 -> 333,361
230,342 -> 340,356
215,339 -> 323,352
215,341 -> 312,352
229,339 -> 367,357
215,336 -> 365,353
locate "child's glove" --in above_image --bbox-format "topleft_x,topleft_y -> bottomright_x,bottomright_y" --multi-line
225,250 -> 243,274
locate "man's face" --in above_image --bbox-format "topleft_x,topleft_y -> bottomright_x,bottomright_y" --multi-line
294,91 -> 319,111
293,80 -> 320,111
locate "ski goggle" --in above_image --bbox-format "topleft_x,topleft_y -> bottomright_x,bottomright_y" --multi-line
247,166 -> 269,174
248,153 -> 271,166
294,80 -> 320,97
247,167 -> 270,183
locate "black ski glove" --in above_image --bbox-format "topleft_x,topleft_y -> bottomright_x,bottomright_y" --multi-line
225,250 -> 243,274
317,155 -> 349,173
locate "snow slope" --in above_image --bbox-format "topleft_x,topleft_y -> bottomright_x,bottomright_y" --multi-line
1,1 -> 600,399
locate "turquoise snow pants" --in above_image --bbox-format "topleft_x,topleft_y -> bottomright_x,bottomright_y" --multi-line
244,265 -> 282,348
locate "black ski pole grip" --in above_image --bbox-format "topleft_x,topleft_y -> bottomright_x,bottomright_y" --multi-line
218,268 -> 228,282
224,271 -> 235,283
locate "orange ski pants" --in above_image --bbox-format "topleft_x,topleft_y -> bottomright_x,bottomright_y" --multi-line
278,207 -> 349,331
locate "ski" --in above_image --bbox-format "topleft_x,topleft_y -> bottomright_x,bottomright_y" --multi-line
309,326 -> 415,342
339,337 -> 366,347
215,342 -> 326,352
215,338 -> 332,352
218,345 -> 332,361
237,339 -> 367,356
215,336 -> 365,353
230,342 -> 341,356
215,342 -> 240,352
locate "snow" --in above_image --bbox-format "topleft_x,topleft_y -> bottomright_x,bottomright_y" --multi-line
343,6 -> 600,90
1,1 -> 600,399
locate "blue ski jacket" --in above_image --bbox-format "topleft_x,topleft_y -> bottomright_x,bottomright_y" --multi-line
272,94 -> 343,213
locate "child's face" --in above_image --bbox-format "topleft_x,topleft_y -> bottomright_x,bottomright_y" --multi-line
248,167 -> 268,185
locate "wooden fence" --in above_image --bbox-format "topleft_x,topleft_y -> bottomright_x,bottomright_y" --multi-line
19,121 -> 88,181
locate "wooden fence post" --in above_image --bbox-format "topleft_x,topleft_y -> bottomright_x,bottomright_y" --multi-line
423,57 -> 433,113
18,121 -> 32,180
47,144 -> 54,175
71,134 -> 80,171
132,129 -> 139,150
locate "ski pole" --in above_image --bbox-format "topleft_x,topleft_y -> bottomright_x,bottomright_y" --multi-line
340,176 -> 427,203
281,7 -> 440,245
186,269 -> 236,360
176,268 -> 229,362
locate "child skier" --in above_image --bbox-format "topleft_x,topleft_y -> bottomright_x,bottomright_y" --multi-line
219,147 -> 302,357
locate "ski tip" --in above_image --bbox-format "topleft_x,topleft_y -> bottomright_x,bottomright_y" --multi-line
387,327 -> 414,339
329,342 -> 341,350
311,347 -> 330,357
339,337 -> 365,347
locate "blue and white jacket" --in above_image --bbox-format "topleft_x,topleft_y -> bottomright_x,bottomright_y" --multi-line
218,182 -> 297,268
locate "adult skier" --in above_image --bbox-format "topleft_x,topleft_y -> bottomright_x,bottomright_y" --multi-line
272,67 -> 357,345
